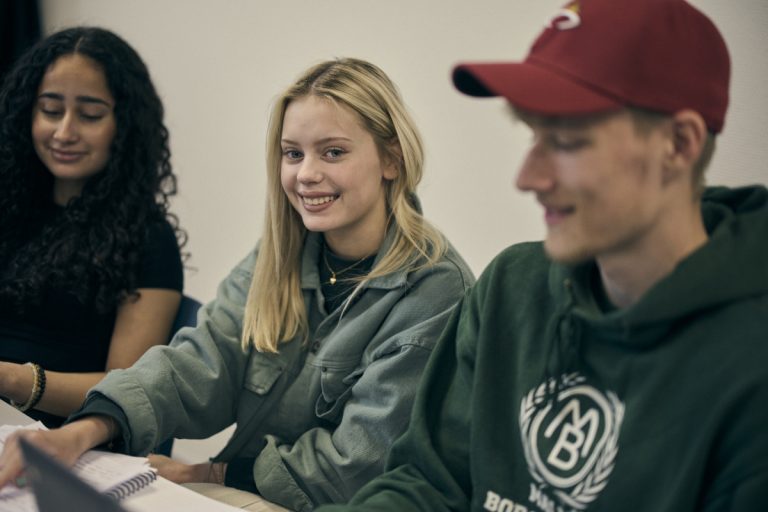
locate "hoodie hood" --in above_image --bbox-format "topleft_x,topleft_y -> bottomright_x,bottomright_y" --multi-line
548,185 -> 768,347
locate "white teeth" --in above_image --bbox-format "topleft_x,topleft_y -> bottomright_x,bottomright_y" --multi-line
303,195 -> 335,206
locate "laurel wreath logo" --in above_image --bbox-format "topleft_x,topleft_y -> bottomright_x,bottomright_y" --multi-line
520,373 -> 624,510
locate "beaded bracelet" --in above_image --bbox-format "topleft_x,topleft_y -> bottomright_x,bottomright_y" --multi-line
11,362 -> 46,412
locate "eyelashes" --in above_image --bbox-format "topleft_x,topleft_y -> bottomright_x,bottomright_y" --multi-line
281,147 -> 348,161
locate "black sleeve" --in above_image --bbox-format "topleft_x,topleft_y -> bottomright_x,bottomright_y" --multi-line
137,220 -> 183,292
225,457 -> 260,494
65,392 -> 132,454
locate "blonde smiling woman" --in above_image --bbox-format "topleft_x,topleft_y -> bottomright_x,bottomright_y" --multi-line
0,58 -> 474,512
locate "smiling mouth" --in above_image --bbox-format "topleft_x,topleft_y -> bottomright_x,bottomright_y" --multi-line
302,195 -> 338,206
50,148 -> 86,162
543,205 -> 575,225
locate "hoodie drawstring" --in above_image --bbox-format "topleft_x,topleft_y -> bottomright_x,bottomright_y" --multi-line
536,278 -> 582,409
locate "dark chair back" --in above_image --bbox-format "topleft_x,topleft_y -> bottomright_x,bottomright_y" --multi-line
153,294 -> 202,456
170,294 -> 203,337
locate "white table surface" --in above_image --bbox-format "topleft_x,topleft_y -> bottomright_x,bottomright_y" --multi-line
0,401 -> 35,427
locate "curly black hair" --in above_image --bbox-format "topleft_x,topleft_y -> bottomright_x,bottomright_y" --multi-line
0,27 -> 186,313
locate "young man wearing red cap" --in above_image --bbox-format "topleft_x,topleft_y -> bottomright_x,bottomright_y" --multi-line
319,0 -> 768,511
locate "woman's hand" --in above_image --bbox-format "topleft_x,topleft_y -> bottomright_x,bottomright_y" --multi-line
0,416 -> 115,489
147,454 -> 211,484
0,428 -> 83,489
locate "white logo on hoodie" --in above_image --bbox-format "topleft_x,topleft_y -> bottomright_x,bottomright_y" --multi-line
519,373 -> 624,510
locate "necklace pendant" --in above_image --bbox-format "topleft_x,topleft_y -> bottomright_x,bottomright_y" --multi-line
330,274 -> 337,285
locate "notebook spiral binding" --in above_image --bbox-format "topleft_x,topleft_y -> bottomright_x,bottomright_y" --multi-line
105,470 -> 157,500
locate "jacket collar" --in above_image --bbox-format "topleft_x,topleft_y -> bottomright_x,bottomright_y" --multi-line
300,225 -> 409,292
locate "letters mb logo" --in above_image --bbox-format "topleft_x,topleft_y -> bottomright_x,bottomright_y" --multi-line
528,386 -> 615,489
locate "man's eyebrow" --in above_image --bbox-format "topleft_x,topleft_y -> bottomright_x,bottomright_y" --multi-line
511,105 -> 615,129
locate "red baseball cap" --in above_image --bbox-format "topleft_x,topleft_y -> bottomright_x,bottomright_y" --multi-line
453,0 -> 730,133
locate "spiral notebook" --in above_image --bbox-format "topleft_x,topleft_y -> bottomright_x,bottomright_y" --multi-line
0,426 -> 157,512
19,437 -> 128,512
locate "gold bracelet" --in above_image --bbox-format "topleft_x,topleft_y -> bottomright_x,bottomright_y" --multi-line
11,363 -> 46,412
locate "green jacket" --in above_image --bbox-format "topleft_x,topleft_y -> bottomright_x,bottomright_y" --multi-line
81,230 -> 474,511
322,186 -> 768,511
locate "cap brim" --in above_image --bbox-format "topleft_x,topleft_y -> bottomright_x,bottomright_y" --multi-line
452,61 -> 622,116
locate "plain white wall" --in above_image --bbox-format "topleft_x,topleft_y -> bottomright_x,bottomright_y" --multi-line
39,0 -> 768,304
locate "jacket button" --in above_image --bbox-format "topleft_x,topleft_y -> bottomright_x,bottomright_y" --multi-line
311,341 -> 320,353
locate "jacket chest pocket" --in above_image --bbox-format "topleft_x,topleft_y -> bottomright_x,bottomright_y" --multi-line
243,356 -> 284,397
316,360 -> 362,422
234,356 -> 286,435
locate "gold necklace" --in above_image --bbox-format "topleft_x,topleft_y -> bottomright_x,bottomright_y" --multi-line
322,249 -> 370,285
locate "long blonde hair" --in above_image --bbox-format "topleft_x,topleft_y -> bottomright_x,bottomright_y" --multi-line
242,58 -> 446,352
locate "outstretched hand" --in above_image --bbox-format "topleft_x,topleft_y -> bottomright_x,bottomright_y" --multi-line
0,427 -> 83,490
0,415 -> 115,490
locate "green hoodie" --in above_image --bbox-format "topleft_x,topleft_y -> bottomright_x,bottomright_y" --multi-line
320,185 -> 768,512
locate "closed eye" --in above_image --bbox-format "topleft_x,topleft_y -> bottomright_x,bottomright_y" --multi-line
80,112 -> 107,122
547,133 -> 589,152
40,108 -> 64,118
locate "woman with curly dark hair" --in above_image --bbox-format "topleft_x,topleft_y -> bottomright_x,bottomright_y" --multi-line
0,27 -> 185,427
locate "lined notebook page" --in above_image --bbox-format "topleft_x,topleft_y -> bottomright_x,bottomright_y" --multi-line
72,449 -> 156,499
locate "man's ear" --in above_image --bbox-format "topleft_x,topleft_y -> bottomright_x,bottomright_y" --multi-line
669,110 -> 708,169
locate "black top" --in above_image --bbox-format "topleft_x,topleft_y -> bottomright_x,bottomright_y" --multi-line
318,244 -> 377,314
0,219 -> 183,426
